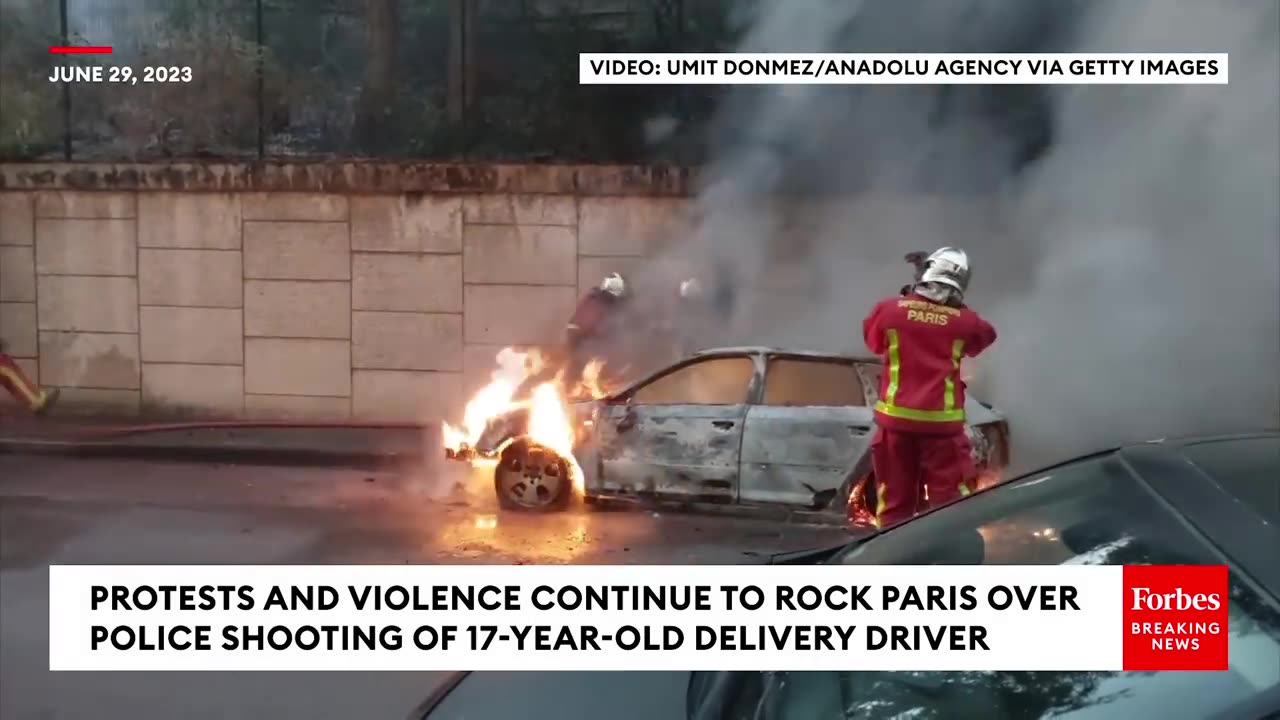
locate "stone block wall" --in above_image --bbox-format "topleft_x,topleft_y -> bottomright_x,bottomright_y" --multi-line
0,163 -> 692,421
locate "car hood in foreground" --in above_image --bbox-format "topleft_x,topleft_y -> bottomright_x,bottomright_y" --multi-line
411,671 -> 688,719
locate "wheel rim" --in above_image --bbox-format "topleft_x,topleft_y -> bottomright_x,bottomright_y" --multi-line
497,445 -> 566,508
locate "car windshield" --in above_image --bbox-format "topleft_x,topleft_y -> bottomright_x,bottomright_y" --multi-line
1179,436 -> 1280,526
699,453 -> 1280,720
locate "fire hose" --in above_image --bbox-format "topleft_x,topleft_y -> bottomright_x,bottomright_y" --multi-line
18,418 -> 431,444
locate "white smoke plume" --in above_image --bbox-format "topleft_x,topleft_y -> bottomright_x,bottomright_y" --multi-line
661,0 -> 1279,472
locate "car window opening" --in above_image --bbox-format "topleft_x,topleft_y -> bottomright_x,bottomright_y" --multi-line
632,356 -> 755,406
762,359 -> 865,407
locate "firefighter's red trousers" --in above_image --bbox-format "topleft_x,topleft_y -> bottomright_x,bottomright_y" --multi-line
0,353 -> 48,412
870,427 -> 975,528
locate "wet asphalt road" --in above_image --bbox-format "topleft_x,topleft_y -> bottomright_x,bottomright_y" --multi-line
0,453 -> 849,720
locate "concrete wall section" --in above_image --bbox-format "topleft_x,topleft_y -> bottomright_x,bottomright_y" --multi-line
351,196 -> 462,253
38,331 -> 140,389
243,221 -> 350,281
0,193 -> 35,411
352,369 -> 463,422
351,253 -> 462,313
138,249 -> 242,308
244,338 -> 351,398
139,306 -> 243,365
464,224 -> 577,286
23,192 -> 142,414
244,280 -> 351,339
142,363 -> 244,415
0,302 -> 37,357
0,170 -> 690,420
138,193 -> 242,250
464,284 -> 578,347
0,193 -> 35,246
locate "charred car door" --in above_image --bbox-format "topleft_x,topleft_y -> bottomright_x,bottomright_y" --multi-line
596,353 -> 760,503
739,355 -> 874,507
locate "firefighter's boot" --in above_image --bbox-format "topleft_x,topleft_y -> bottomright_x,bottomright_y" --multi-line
0,355 -> 57,414
32,387 -> 60,415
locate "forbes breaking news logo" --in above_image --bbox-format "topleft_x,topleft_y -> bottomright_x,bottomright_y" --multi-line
1123,565 -> 1228,671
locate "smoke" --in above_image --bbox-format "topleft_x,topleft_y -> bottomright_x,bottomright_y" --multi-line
664,0 -> 1280,471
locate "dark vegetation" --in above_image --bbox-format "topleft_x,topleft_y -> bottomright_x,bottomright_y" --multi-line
0,0 -> 733,163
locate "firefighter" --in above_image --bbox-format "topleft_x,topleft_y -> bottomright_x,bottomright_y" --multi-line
667,276 -> 710,358
562,272 -> 632,387
679,277 -> 702,302
862,247 -> 997,529
0,341 -> 58,414
566,272 -> 630,348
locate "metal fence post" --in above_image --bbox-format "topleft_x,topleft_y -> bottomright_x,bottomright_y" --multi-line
59,0 -> 71,160
256,0 -> 265,160
675,0 -> 687,134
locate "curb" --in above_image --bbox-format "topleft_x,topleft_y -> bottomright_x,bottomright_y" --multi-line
1,439 -> 855,528
586,495 -> 848,527
0,419 -> 436,469
0,438 -> 421,470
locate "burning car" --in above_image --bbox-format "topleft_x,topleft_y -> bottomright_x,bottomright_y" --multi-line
443,347 -> 1010,519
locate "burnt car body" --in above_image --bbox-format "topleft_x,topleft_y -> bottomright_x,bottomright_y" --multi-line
410,432 -> 1280,720
468,346 -> 1010,515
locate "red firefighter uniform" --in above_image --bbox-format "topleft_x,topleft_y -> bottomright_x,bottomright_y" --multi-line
862,293 -> 996,527
0,351 -> 58,414
566,287 -> 621,345
563,286 -> 629,386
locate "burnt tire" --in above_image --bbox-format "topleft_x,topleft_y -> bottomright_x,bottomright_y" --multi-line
493,438 -> 572,513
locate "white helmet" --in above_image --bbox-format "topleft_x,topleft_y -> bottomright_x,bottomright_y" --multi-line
600,272 -> 627,298
679,278 -> 702,299
919,247 -> 970,293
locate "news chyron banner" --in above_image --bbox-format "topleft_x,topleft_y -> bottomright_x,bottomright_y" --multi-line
578,53 -> 1229,85
51,564 -> 1228,672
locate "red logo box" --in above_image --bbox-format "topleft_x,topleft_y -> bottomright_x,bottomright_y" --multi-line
1122,564 -> 1229,671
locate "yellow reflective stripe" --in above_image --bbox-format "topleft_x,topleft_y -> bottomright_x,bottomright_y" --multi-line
876,329 -> 966,423
874,482 -> 887,528
874,400 -> 966,422
885,329 -> 900,404
0,367 -> 41,405
944,338 -> 964,412
959,483 -> 971,497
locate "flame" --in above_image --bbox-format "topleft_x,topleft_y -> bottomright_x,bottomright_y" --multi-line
528,382 -> 585,493
572,359 -> 608,400
442,347 -> 617,499
441,347 -> 540,449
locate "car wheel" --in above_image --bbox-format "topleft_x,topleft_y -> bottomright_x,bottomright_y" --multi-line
493,438 -> 572,512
